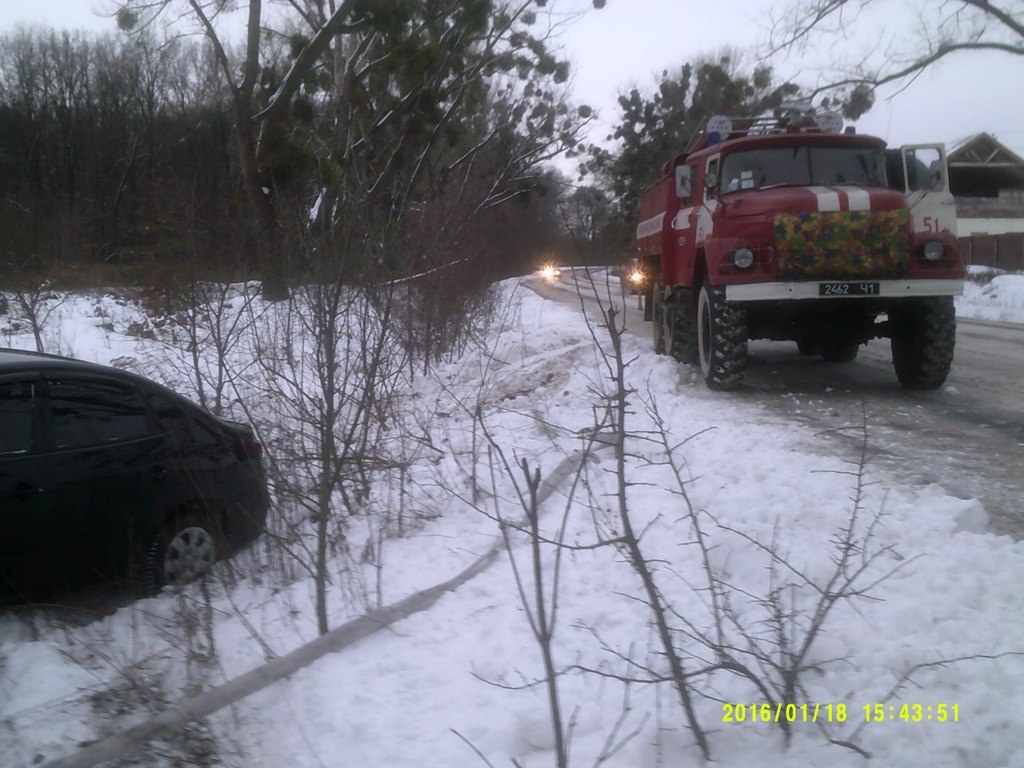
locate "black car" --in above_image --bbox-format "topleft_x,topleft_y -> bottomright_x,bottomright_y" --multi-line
0,348 -> 269,602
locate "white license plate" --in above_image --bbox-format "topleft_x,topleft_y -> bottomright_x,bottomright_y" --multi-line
819,281 -> 879,297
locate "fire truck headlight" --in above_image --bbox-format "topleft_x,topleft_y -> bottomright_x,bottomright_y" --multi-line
923,240 -> 944,262
629,269 -> 645,285
732,247 -> 755,269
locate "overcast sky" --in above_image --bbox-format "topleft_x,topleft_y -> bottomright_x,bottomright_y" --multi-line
1,0 -> 1022,158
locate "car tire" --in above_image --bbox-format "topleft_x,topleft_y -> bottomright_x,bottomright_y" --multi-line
697,279 -> 747,390
143,511 -> 224,593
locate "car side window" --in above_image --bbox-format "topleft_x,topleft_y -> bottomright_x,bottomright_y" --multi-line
48,378 -> 149,450
0,380 -> 35,456
190,417 -> 223,447
149,392 -> 222,449
150,393 -> 192,437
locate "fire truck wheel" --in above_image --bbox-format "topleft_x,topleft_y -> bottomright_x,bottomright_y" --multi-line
652,283 -> 667,354
697,280 -> 747,390
890,297 -> 956,389
667,305 -> 699,364
819,341 -> 859,363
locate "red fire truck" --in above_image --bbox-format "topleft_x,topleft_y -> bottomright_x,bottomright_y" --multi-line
636,113 -> 964,390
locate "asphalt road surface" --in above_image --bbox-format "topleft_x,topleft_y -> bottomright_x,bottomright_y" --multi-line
530,271 -> 1024,539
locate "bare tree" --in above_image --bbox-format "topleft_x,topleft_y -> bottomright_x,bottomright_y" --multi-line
490,455 -> 574,768
2,257 -> 67,353
766,0 -> 1024,117
598,301 -> 711,762
149,276 -> 262,416
114,0 -> 593,301
247,210 -> 409,635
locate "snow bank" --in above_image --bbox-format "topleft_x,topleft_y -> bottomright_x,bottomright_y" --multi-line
957,268 -> 1024,325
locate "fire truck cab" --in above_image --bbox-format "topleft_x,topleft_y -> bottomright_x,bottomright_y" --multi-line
637,113 -> 964,390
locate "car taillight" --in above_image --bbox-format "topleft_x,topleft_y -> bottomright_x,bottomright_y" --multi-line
243,432 -> 263,460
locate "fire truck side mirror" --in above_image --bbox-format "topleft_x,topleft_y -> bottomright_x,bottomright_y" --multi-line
902,146 -> 946,194
674,165 -> 692,199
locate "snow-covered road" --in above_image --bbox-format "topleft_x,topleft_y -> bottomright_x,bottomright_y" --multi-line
531,270 -> 1024,538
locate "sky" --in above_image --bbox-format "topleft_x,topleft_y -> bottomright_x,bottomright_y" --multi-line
0,0 -> 1022,154
555,0 -> 1024,156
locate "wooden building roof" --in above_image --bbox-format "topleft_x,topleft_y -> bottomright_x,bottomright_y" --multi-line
948,133 -> 1024,196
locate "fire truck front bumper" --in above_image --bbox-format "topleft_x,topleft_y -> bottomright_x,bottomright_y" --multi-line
725,279 -> 964,303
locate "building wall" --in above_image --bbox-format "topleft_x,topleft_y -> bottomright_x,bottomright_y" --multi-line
958,233 -> 1024,270
954,191 -> 1024,268
959,218 -> 1024,236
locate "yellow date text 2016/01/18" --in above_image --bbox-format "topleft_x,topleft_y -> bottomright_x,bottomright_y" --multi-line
722,703 -> 847,723
723,703 -> 961,724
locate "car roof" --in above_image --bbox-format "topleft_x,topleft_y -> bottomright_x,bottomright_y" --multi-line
0,348 -> 243,432
0,348 -> 180,399
0,347 -> 125,376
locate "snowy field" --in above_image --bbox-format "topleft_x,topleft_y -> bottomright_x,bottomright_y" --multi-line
1,269 -> 1023,768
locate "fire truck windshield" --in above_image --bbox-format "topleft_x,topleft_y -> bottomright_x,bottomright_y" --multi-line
719,145 -> 887,193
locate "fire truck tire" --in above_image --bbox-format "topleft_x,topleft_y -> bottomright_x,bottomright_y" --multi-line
667,304 -> 699,364
890,297 -> 956,389
819,341 -> 859,363
697,280 -> 747,390
652,283 -> 666,355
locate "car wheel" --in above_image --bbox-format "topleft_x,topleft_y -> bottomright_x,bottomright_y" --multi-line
144,512 -> 224,593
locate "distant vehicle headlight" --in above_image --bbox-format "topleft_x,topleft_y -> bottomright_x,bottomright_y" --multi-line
539,264 -> 560,281
923,240 -> 944,262
732,247 -> 755,269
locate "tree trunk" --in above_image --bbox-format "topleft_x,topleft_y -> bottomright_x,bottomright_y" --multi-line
234,97 -> 288,301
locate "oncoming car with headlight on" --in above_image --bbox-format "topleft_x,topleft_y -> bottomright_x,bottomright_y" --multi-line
627,264 -> 647,294
538,264 -> 562,282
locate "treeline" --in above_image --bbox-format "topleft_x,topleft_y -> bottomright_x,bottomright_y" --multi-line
0,29 -> 246,274
0,2 -> 584,293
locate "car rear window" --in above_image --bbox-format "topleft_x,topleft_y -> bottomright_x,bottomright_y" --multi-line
48,378 -> 149,449
0,380 -> 35,456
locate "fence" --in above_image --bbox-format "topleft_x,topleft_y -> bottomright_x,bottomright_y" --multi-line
958,233 -> 1024,271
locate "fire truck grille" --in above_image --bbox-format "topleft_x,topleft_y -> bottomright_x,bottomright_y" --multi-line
773,209 -> 910,280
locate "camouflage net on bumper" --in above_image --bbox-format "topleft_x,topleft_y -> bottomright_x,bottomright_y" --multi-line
773,209 -> 911,280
